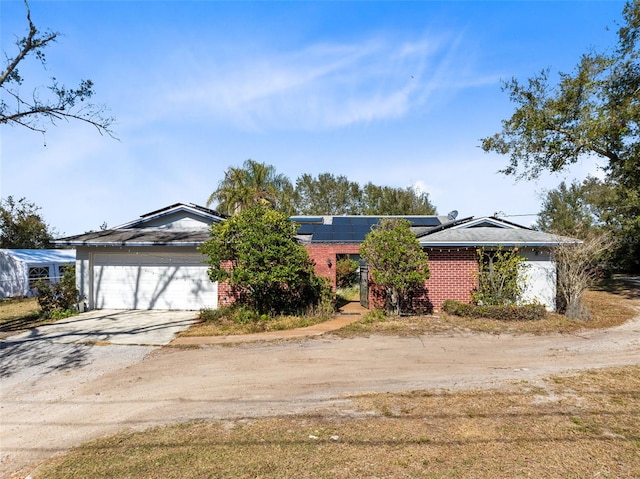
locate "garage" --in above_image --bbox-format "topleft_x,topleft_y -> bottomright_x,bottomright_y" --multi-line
93,252 -> 217,310
54,203 -> 226,311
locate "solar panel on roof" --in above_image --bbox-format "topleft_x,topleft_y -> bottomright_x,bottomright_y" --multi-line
297,225 -> 315,234
296,215 -> 443,242
407,217 -> 441,227
350,217 -> 372,225
291,216 -> 324,224
313,231 -> 334,241
331,217 -> 351,225
333,232 -> 354,241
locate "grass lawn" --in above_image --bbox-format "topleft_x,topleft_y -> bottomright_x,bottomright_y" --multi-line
0,297 -> 47,339
24,278 -> 640,479
32,366 -> 640,479
186,277 -> 640,338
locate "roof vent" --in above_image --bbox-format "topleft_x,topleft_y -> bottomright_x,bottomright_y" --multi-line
447,210 -> 458,221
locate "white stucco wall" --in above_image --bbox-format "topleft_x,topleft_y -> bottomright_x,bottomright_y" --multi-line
520,248 -> 556,311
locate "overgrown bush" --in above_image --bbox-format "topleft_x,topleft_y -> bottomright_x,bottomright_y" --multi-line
360,218 -> 430,315
199,288 -> 335,326
552,234 -> 613,319
336,256 -> 359,288
199,305 -> 267,324
442,299 -> 546,321
473,247 -> 528,306
200,204 -> 329,315
36,265 -> 80,319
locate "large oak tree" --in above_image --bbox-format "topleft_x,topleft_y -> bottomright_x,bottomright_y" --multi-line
481,0 -> 639,271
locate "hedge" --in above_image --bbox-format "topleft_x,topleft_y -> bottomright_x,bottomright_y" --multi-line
441,299 -> 547,321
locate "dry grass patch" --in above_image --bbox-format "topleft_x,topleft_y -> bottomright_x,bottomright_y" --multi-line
0,297 -> 46,339
337,278 -> 639,338
33,366 -> 640,479
181,278 -> 639,338
181,313 -> 330,337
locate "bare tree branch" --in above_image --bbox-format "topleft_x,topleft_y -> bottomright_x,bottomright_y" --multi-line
551,234 -> 614,319
0,0 -> 116,138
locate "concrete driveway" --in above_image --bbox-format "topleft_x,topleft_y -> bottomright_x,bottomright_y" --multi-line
6,309 -> 198,346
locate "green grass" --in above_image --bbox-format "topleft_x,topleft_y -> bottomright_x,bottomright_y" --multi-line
335,284 -> 360,302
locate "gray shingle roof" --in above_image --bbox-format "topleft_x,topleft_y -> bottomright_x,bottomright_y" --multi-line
419,227 -> 578,247
54,228 -> 212,247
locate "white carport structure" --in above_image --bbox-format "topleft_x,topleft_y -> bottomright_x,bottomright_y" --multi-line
0,249 -> 76,299
54,204 -> 225,311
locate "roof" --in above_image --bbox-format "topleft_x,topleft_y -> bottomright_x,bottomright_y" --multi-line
419,217 -> 579,247
292,215 -> 454,243
52,203 -> 578,249
54,229 -> 212,247
54,203 -> 223,247
0,249 -> 76,264
115,203 -> 226,229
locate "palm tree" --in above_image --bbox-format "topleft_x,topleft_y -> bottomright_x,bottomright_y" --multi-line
207,160 -> 294,215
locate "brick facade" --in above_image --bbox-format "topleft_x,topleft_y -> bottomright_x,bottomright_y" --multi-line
215,244 -> 479,312
304,244 -> 479,312
424,248 -> 478,310
305,244 -> 362,290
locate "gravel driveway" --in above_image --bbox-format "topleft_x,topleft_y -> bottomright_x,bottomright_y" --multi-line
1,308 -> 639,478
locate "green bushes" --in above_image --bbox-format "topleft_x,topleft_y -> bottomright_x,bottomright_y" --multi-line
360,308 -> 387,324
36,265 -> 80,319
442,299 -> 546,321
473,247 -> 528,306
336,256 -> 359,288
199,204 -> 329,316
199,289 -> 335,326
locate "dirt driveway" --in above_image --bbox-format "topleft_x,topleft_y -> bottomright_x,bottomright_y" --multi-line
1,308 -> 640,478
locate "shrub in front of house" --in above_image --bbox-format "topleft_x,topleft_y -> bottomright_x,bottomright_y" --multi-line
36,265 -> 80,319
442,299 -> 546,321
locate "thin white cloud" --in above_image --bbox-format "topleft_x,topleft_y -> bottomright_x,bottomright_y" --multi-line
155,30 -> 477,131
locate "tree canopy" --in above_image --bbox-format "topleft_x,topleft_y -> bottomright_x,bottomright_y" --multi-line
209,164 -> 437,217
535,178 -> 606,237
294,173 -> 362,215
207,159 -> 294,215
199,204 -> 326,315
0,196 -> 55,248
360,183 -> 436,215
1,1 -> 114,137
359,218 -> 430,315
482,0 -> 640,272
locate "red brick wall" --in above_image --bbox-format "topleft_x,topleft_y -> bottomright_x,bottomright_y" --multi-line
305,244 -> 478,312
367,248 -> 478,312
217,281 -> 236,307
305,244 -> 361,290
424,248 -> 478,310
216,244 -> 479,312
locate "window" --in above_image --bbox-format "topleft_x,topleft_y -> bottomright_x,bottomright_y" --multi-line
28,266 -> 50,289
58,264 -> 69,280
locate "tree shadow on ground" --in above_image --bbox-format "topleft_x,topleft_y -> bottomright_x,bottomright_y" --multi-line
0,335 -> 90,379
594,277 -> 640,300
0,313 -> 49,334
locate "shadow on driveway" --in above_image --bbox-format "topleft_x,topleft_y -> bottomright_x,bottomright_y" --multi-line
0,310 -> 196,379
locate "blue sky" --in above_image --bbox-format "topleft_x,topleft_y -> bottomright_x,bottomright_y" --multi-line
0,0 -> 626,236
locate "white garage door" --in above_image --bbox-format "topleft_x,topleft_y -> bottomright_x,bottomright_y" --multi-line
93,252 -> 217,310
